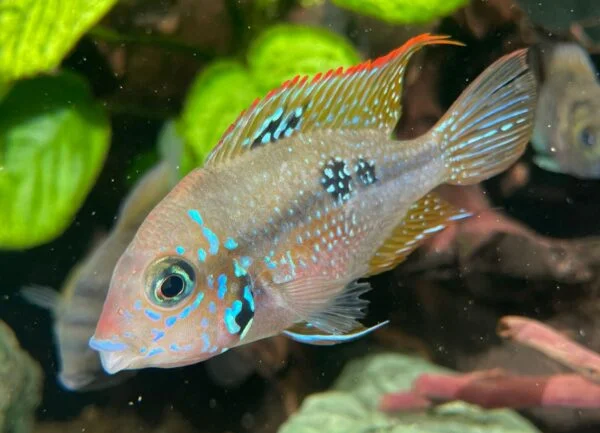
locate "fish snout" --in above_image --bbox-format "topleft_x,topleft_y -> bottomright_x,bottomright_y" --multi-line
98,350 -> 135,375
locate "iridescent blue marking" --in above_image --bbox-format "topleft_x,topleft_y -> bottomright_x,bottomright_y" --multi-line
202,227 -> 219,255
175,245 -> 185,255
165,316 -> 177,327
202,333 -> 211,352
233,259 -> 247,277
191,292 -> 205,309
140,347 -> 147,354
264,251 -> 277,269
210,346 -> 219,353
209,301 -> 216,314
123,310 -> 133,320
224,300 -> 243,334
243,285 -> 255,312
170,343 -> 193,352
144,309 -> 161,321
179,306 -> 192,320
224,238 -> 238,250
217,274 -> 227,299
201,318 -> 209,328
283,321 -> 390,345
188,209 -> 204,226
146,347 -> 165,358
133,300 -> 143,310
89,338 -> 127,352
207,274 -> 214,289
152,329 -> 165,342
197,248 -> 207,262
240,256 -> 252,268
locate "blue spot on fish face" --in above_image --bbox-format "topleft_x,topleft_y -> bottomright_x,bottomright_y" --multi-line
224,300 -> 243,334
233,259 -> 247,277
240,256 -> 252,268
152,329 -> 165,342
224,238 -> 238,250
217,274 -> 227,299
134,300 -> 143,310
201,318 -> 209,328
191,292 -> 205,309
147,347 -> 165,358
178,306 -> 192,320
175,245 -> 185,255
145,309 -> 162,321
209,302 -> 216,314
188,209 -> 204,226
202,333 -> 211,352
89,338 -> 128,352
202,227 -> 219,255
165,316 -> 177,327
207,274 -> 214,289
198,248 -> 207,262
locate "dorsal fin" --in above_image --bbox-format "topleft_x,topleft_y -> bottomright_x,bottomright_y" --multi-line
367,192 -> 471,276
205,34 -> 464,167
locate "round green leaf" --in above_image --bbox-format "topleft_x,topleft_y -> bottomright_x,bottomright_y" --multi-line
247,24 -> 361,92
178,60 -> 261,164
0,0 -> 117,82
0,72 -> 110,249
331,0 -> 469,24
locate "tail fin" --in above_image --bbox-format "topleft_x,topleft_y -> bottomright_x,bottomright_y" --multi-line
435,49 -> 538,185
21,285 -> 58,312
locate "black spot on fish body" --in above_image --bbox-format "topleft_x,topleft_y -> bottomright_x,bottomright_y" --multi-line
321,157 -> 354,203
355,158 -> 378,186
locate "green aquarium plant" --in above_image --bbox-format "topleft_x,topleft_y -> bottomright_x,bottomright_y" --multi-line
331,0 -> 469,24
279,353 -> 541,433
178,24 -> 360,165
0,72 -> 110,249
0,0 -> 117,84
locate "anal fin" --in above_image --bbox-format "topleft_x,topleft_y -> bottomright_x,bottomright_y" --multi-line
368,192 -> 471,276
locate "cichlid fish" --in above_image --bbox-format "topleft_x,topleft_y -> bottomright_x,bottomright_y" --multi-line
90,34 -> 538,374
531,42 -> 600,178
22,162 -> 176,391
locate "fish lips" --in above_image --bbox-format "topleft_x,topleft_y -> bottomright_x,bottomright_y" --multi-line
89,336 -> 135,374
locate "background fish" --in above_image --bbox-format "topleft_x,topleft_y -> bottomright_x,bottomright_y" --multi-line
531,42 -> 600,178
22,161 -> 176,391
89,34 -> 538,375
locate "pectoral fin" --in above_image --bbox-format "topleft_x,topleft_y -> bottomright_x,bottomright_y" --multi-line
283,320 -> 389,346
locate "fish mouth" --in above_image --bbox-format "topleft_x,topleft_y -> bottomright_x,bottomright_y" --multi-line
89,336 -> 133,374
97,350 -> 135,375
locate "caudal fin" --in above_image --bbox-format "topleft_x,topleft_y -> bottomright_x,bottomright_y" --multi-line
20,285 -> 58,312
435,49 -> 538,185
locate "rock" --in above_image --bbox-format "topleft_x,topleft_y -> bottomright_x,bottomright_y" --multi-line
0,321 -> 43,433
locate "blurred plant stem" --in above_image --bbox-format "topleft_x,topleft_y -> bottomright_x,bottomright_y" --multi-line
88,25 -> 217,60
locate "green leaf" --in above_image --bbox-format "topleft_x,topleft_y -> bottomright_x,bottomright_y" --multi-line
247,24 -> 361,92
278,353 -> 542,433
0,0 -> 117,83
178,60 -> 261,164
331,0 -> 469,24
0,72 -> 110,250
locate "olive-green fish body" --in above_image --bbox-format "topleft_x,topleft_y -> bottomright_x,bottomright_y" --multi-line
532,43 -> 600,178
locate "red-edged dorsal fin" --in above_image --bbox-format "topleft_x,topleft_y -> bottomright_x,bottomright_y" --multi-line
205,34 -> 464,167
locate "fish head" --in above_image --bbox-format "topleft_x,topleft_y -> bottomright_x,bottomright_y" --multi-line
89,186 -> 256,374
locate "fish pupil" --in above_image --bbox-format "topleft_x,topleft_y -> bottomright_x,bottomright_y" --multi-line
580,127 -> 596,148
160,275 -> 185,299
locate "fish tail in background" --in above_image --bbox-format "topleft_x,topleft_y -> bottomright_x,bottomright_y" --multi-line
434,48 -> 538,185
20,285 -> 58,312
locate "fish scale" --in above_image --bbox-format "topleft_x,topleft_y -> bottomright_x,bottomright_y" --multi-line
89,35 -> 538,374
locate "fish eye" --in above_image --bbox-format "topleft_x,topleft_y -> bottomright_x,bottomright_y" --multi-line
579,127 -> 596,148
145,257 -> 196,307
